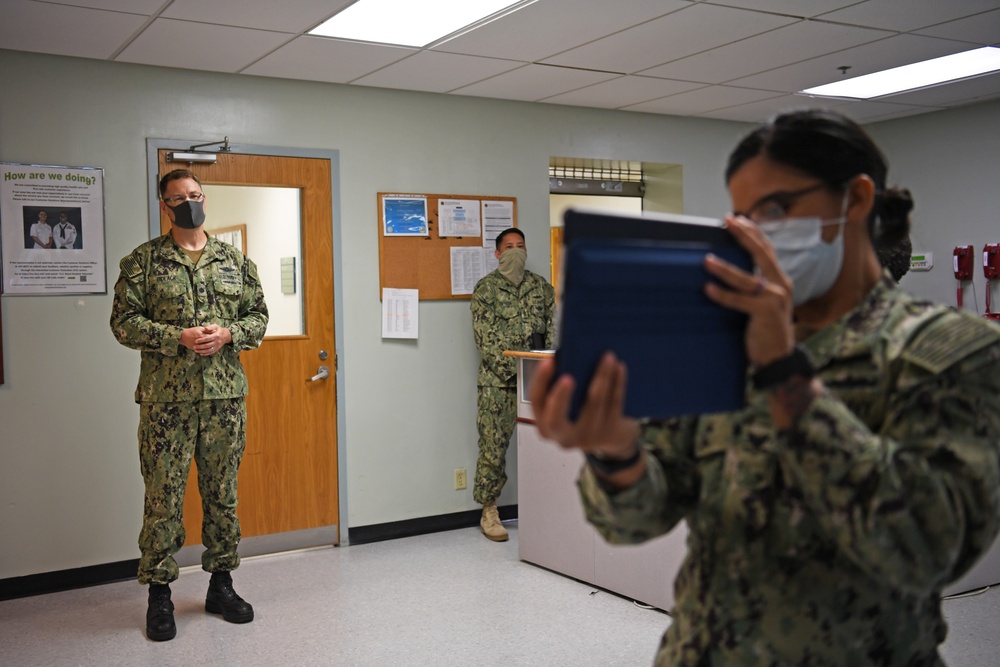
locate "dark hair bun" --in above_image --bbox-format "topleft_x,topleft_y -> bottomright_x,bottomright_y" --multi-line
876,186 -> 913,245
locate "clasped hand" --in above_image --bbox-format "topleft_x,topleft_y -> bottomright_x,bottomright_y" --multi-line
180,323 -> 231,356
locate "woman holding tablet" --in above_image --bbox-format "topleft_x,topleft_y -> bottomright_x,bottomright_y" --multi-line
529,109 -> 1000,666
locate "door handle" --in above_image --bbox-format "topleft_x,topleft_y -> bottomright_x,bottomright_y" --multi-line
308,365 -> 330,382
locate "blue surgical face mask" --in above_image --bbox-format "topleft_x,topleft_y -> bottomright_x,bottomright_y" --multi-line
760,192 -> 849,306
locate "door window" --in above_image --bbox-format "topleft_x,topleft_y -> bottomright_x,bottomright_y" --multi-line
203,184 -> 304,336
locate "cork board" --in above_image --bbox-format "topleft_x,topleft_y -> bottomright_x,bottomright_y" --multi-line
377,192 -> 517,300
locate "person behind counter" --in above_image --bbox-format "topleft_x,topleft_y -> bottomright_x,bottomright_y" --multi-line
471,227 -> 555,541
529,109 -> 1000,666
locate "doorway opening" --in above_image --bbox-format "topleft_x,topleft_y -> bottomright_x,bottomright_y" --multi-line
548,157 -> 683,292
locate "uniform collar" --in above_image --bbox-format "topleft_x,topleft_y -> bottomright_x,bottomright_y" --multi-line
495,268 -> 533,291
159,232 -> 223,267
802,274 -> 897,367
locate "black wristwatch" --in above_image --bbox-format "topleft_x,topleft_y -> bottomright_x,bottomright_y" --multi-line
751,345 -> 816,391
585,447 -> 643,476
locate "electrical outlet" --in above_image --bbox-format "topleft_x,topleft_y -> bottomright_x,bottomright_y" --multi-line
454,468 -> 467,490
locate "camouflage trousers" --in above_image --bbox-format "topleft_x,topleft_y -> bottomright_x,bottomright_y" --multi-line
137,398 -> 246,585
474,385 -> 517,505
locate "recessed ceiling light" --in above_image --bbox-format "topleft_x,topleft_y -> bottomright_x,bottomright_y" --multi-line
800,46 -> 1000,100
310,0 -> 534,48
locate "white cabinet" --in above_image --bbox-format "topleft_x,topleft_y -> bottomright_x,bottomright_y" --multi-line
513,353 -> 687,611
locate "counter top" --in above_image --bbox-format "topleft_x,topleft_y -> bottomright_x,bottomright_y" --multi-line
503,350 -> 555,359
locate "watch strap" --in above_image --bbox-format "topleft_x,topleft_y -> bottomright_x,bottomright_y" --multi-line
585,447 -> 643,476
751,345 -> 816,391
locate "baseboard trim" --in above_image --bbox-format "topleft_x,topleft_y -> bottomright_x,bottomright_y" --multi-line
0,506 -> 517,600
0,559 -> 139,601
348,504 -> 518,545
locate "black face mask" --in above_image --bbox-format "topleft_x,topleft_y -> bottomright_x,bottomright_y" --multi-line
169,200 -> 206,229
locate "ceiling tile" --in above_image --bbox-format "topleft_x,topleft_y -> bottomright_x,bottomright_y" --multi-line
817,0 -> 1000,32
0,0 -> 147,60
623,85 -> 784,115
434,0 -> 687,62
243,36 -> 416,84
914,9 -> 1000,46
541,3 -> 798,74
826,99 -> 943,122
2,0 -> 997,124
729,34 -> 978,92
640,19 -> 892,84
702,0 -> 859,17
161,0 -> 350,34
116,18 -> 289,72
353,51 -> 524,93
541,75 -> 705,109
40,0 -> 163,12
698,95 -> 932,124
697,94 -> 817,122
876,70 -> 1000,107
451,64 -> 619,102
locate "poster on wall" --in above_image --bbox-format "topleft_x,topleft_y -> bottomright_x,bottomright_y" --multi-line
382,194 -> 428,236
0,162 -> 107,295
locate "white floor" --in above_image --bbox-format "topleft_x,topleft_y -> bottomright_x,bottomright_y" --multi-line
1,521 -> 998,666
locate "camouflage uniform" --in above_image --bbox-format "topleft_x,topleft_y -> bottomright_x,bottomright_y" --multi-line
471,269 -> 555,504
579,276 -> 1000,666
111,234 -> 268,585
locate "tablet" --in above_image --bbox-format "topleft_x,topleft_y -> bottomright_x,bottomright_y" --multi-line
556,207 -> 752,420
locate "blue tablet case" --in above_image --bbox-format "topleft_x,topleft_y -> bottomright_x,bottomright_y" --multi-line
556,208 -> 753,420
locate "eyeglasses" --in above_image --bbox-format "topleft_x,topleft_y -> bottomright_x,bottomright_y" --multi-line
162,192 -> 205,206
739,183 -> 826,224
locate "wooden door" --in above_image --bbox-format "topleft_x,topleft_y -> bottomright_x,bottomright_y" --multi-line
156,151 -> 339,544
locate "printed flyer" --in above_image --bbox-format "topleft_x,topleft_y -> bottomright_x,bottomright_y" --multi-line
1,162 -> 107,295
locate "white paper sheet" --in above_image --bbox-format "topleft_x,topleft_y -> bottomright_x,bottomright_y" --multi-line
382,287 -> 419,338
438,198 -> 481,237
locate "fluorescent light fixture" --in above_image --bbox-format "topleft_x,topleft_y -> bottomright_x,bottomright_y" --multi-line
310,0 -> 531,47
801,46 -> 1000,100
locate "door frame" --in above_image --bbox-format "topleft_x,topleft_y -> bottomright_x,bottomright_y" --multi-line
144,138 -> 351,552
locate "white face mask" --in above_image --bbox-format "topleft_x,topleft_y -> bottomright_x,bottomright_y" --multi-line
760,192 -> 849,306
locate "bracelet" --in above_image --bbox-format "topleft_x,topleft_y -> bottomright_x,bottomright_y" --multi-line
585,447 -> 643,476
751,345 -> 816,391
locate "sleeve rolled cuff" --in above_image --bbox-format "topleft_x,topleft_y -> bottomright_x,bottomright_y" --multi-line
579,453 -> 669,532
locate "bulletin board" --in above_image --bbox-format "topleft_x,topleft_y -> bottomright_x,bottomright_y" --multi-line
377,192 -> 517,300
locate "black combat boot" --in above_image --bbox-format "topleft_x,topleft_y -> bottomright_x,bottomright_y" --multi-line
205,571 -> 254,623
146,583 -> 176,641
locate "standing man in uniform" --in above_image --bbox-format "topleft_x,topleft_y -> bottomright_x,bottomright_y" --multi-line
471,227 -> 555,541
111,169 -> 268,641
